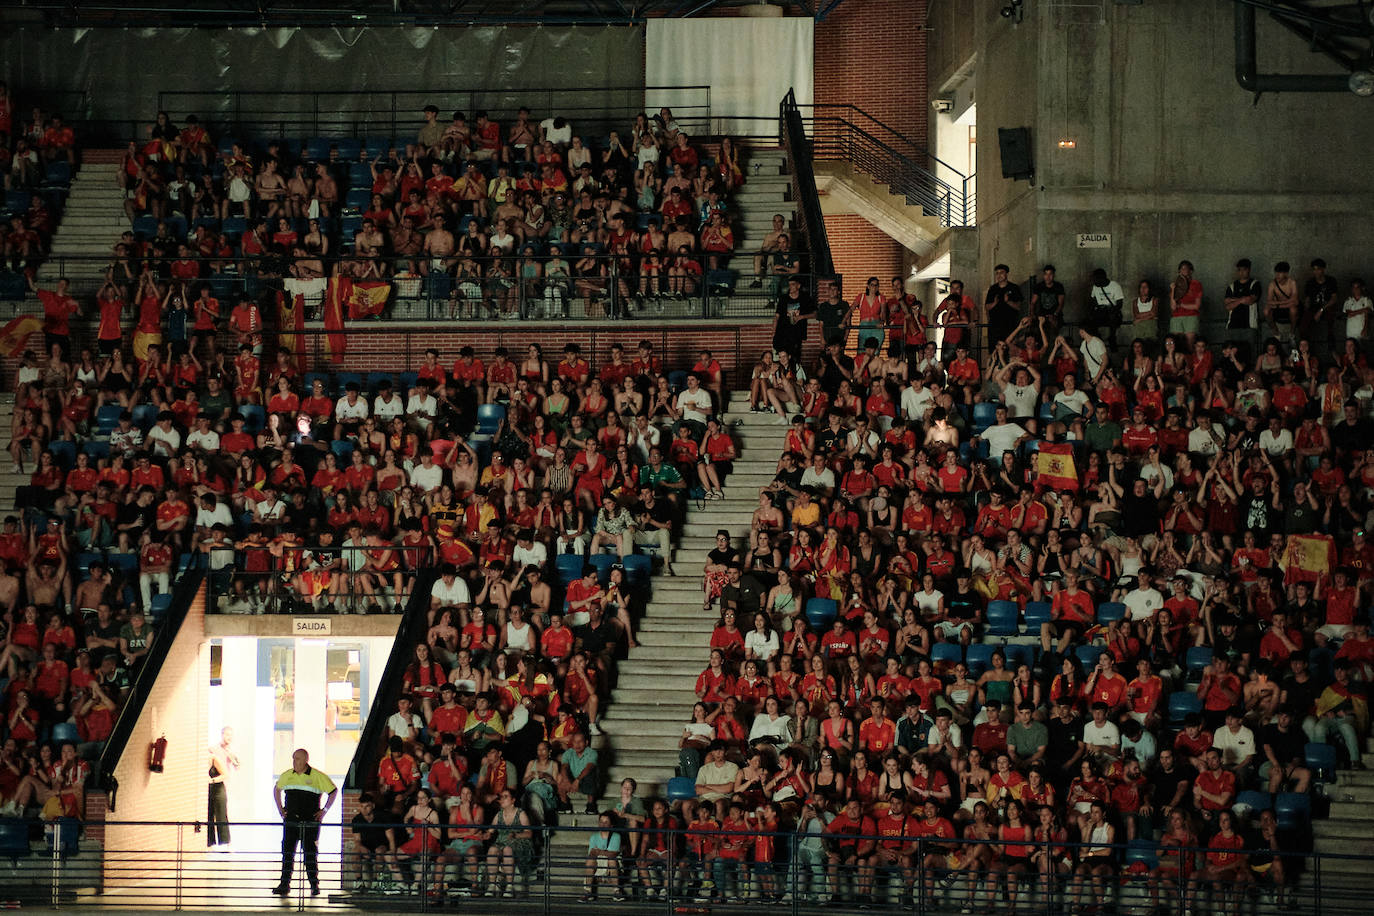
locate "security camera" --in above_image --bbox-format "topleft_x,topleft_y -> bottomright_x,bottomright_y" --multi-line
933,99 -> 954,113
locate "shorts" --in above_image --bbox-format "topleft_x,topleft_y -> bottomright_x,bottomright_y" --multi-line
447,837 -> 482,855
937,620 -> 974,639
1169,315 -> 1199,335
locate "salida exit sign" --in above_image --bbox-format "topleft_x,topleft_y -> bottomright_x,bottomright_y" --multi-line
293,618 -> 332,636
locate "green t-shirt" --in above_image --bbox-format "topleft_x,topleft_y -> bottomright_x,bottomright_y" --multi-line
1083,421 -> 1122,454
640,463 -> 683,489
1008,720 -> 1050,760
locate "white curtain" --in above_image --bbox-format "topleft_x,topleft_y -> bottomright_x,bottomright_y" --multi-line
646,17 -> 814,137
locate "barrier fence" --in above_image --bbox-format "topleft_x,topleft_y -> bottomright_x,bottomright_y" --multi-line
1,817 -> 1366,914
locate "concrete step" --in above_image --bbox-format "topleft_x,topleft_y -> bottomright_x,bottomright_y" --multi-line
609,749 -> 680,771
618,659 -> 706,677
609,686 -> 698,706
602,705 -> 692,723
592,717 -> 687,738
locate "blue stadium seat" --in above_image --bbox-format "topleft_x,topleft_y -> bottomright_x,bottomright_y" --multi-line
1234,790 -> 1273,814
50,722 -> 79,745
95,404 -> 123,434
49,440 -> 76,471
305,137 -> 332,162
335,371 -> 363,395
986,600 -> 1020,637
1022,601 -> 1052,635
336,138 -> 362,161
362,137 -> 394,159
344,188 -> 371,210
348,162 -> 372,186
1184,646 -> 1213,681
44,161 -> 72,187
150,592 -> 174,621
1124,839 -> 1159,870
82,439 -> 110,461
555,554 -> 583,586
1075,644 -> 1103,670
304,371 -> 331,392
131,403 -> 159,431
75,552 -> 103,578
621,553 -> 652,585
221,216 -> 248,239
4,190 -> 28,212
1305,742 -> 1338,783
330,439 -> 355,462
132,215 -> 159,237
931,642 -> 963,667
366,371 -> 395,394
164,215 -> 188,241
1167,690 -> 1202,726
107,552 -> 139,574
972,402 -> 998,434
589,552 -> 617,583
399,371 -> 419,393
238,404 -> 266,434
0,819 -> 32,863
804,598 -> 837,630
1003,643 -> 1035,672
1274,792 -> 1310,829
666,777 -> 697,802
217,137 -> 239,157
965,643 -> 996,678
1096,601 -> 1126,624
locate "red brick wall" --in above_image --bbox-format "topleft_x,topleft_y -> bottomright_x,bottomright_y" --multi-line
823,214 -> 906,297
813,0 -> 928,148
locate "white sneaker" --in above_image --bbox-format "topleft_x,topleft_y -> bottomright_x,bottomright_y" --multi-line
589,721 -> 603,736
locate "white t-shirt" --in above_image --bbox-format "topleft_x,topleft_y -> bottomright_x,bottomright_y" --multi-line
1079,335 -> 1108,380
431,576 -> 471,607
335,396 -> 369,420
1089,280 -> 1125,310
1343,296 -> 1370,340
196,502 -> 234,530
1258,428 -> 1294,457
406,393 -> 437,420
147,425 -> 182,457
1123,586 -> 1164,621
1082,718 -> 1121,750
387,712 -> 423,740
373,393 -> 404,421
1188,426 -> 1223,456
1212,724 -> 1256,766
901,385 -> 935,421
675,388 -> 713,424
744,630 -> 780,661
800,466 -> 836,491
1003,382 -> 1039,418
539,117 -> 572,145
1053,389 -> 1092,418
409,461 -> 443,493
981,421 -> 1026,459
186,429 -> 220,451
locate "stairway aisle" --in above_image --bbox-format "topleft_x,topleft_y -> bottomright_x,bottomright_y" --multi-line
597,406 -> 786,797
733,148 -> 793,263
1311,733 -> 1374,879
0,393 -> 19,514
39,154 -> 126,282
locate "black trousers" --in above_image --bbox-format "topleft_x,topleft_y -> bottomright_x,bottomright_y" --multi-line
206,782 -> 229,846
279,818 -> 321,888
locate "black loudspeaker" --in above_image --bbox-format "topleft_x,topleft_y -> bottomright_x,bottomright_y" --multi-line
997,127 -> 1034,180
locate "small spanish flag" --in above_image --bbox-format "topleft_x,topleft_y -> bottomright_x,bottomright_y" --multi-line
1033,441 -> 1079,492
0,314 -> 43,357
346,280 -> 390,320
1283,533 -> 1335,586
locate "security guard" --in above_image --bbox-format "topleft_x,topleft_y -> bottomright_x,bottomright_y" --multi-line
271,748 -> 337,897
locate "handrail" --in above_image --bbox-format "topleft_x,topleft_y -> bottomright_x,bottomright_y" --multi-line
344,568 -> 438,791
799,102 -> 969,180
96,566 -> 207,805
778,89 -> 833,279
802,108 -> 975,228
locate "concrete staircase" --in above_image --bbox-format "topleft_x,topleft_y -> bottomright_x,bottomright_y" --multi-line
733,148 -> 794,263
40,152 -> 126,282
814,159 -> 946,260
0,393 -> 20,513
597,405 -> 785,798
1311,733 -> 1374,878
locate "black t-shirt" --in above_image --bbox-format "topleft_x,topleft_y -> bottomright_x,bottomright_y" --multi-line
1225,278 -> 1262,330
1259,722 -> 1305,766
817,352 -> 856,396
985,282 -> 1025,340
1046,715 -> 1083,770
816,426 -> 847,455
816,296 -> 848,330
575,619 -> 620,655
773,294 -> 815,349
1280,673 -> 1318,719
352,813 -> 391,851
1031,281 -> 1066,317
1241,493 -> 1276,536
1149,762 -> 1195,811
945,589 -> 982,621
638,498 -> 675,529
1120,490 -> 1160,537
1332,418 -> 1374,453
773,467 -> 804,492
1303,276 -> 1338,314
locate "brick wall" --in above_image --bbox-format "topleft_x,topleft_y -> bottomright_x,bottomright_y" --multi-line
287,320 -> 779,390
822,214 -> 907,297
102,583 -> 209,889
813,0 -> 929,148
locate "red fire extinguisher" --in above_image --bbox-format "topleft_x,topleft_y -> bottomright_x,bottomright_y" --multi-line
148,735 -> 167,773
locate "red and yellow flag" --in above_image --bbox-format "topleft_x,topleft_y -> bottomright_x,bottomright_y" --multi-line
277,291 -> 308,373
1284,533 -> 1335,585
0,314 -> 42,357
323,279 -> 349,363
1033,441 -> 1079,492
346,279 -> 390,320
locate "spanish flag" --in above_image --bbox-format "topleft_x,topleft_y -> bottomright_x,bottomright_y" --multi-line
346,280 -> 390,320
1033,441 -> 1079,492
1283,533 -> 1334,586
0,314 -> 42,357
323,278 -> 349,363
277,290 -> 308,373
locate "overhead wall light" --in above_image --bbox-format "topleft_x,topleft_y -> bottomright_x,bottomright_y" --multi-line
1349,71 -> 1374,97
1057,138 -> 1077,149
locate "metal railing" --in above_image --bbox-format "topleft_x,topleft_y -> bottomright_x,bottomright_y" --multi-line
799,103 -> 975,228
779,89 -> 833,280
2,817 -> 1367,914
152,86 -> 713,149
24,253 -> 815,326
205,546 -> 420,617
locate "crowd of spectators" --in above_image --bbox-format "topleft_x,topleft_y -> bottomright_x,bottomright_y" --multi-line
109,104 -> 788,319
1,83 -> 75,282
